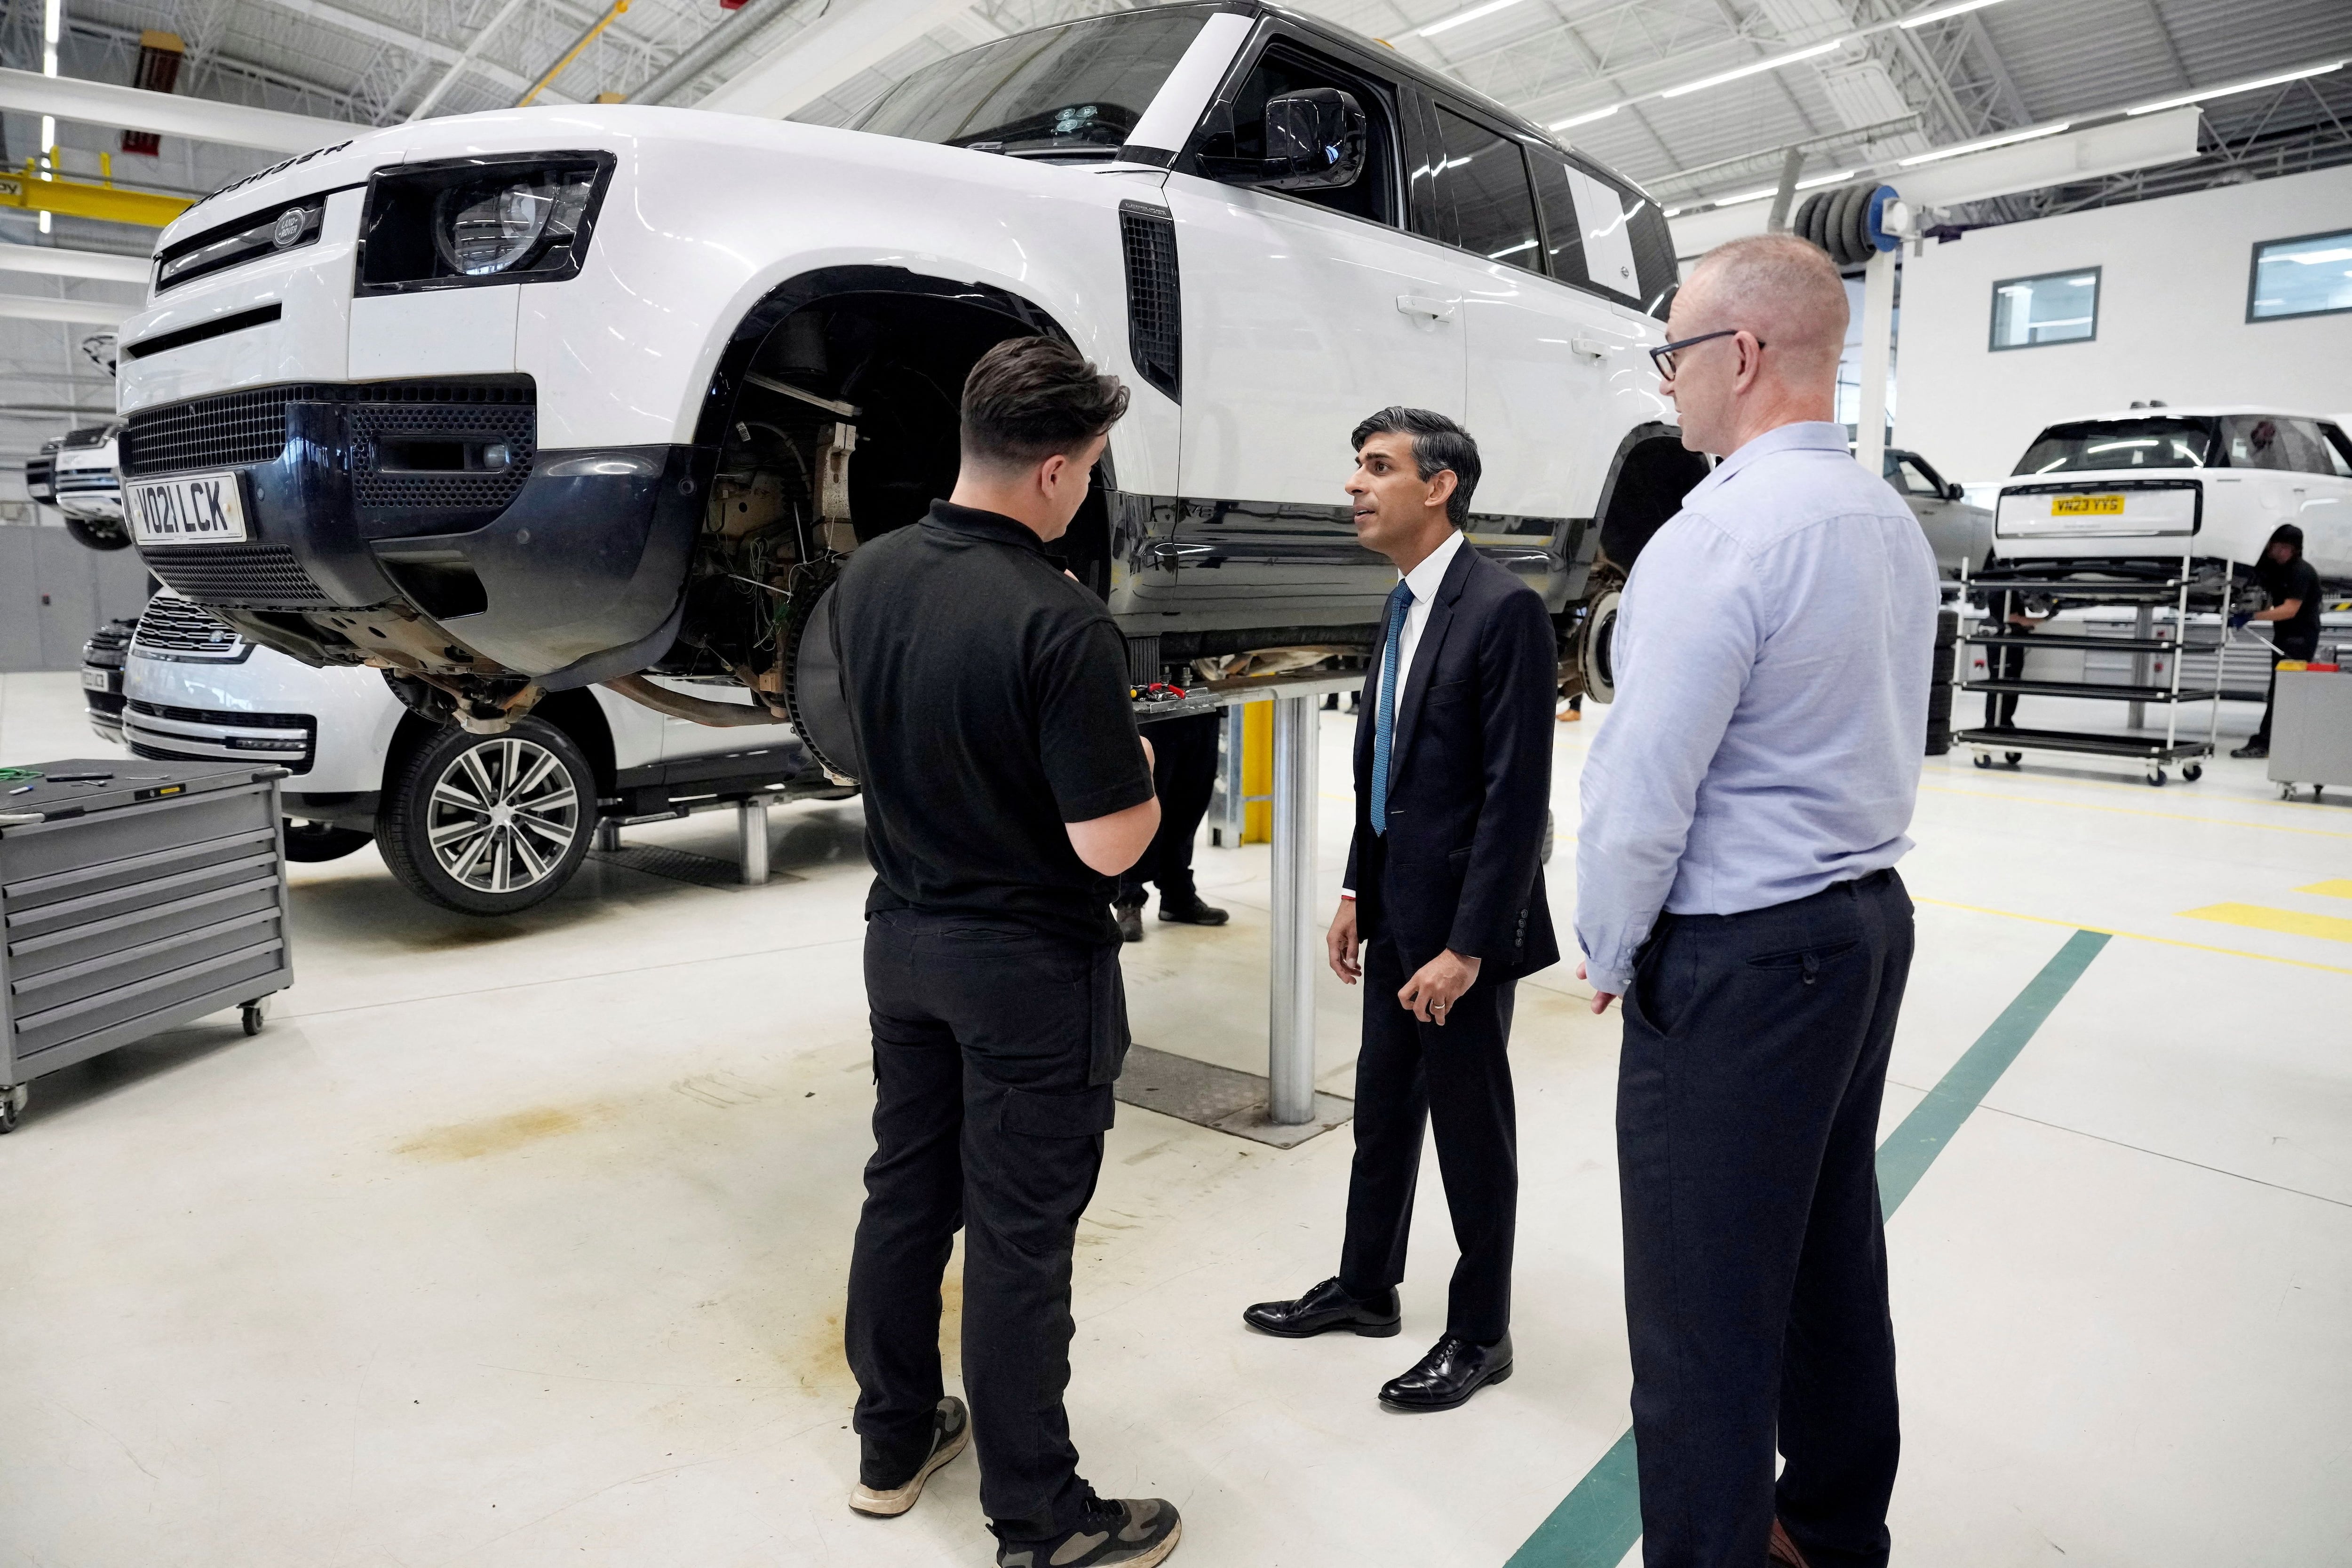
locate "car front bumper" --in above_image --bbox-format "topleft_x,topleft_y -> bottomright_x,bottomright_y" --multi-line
123,378 -> 707,686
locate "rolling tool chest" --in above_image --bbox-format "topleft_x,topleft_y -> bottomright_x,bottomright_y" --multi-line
0,760 -> 293,1132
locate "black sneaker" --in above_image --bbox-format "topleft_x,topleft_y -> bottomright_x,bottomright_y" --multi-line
1158,896 -> 1229,927
2231,743 -> 2268,759
997,1496 -> 1181,1567
1115,903 -> 1145,942
849,1396 -> 969,1517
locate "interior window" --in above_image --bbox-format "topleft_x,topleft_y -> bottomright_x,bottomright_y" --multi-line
2222,414 -> 2338,474
1433,106 -> 1541,273
1193,43 -> 1398,226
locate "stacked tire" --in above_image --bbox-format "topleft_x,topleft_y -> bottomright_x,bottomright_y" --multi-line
1792,182 -> 1897,268
1926,609 -> 1957,756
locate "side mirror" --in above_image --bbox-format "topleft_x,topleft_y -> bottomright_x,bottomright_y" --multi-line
1946,482 -> 1966,502
1207,88 -> 1367,192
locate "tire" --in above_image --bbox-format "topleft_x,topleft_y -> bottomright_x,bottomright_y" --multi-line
282,820 -> 373,862
64,514 -> 132,551
1580,592 -> 1621,705
376,717 -> 595,916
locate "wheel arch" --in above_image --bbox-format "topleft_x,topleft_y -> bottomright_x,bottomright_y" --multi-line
1593,422 -> 1712,576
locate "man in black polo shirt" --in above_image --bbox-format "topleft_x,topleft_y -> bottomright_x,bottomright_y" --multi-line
833,336 -> 1182,1568
2232,522 -> 2325,760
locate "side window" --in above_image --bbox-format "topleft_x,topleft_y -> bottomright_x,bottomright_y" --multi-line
2223,415 -> 2337,475
1529,154 -> 1589,287
1432,105 -> 1541,273
1191,42 -> 1398,226
1561,158 -> 1641,305
1893,455 -> 1942,496
2320,424 -> 2352,478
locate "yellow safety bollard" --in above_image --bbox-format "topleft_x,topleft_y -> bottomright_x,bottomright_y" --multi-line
1241,700 -> 1273,844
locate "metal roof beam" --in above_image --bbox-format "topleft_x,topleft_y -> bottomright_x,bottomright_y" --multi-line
238,0 -> 569,104
0,65 -> 355,152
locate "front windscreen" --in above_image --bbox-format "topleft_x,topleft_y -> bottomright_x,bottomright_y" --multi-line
852,10 -> 1210,160
2013,417 -> 2219,475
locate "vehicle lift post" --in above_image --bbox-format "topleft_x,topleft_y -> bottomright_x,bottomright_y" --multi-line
1152,671 -> 1362,1127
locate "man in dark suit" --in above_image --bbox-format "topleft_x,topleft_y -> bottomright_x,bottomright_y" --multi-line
1243,406 -> 1559,1411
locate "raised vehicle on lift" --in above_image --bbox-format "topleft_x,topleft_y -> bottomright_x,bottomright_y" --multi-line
1991,408 -> 2352,585
114,591 -> 826,915
114,0 -> 1703,754
47,421 -> 132,553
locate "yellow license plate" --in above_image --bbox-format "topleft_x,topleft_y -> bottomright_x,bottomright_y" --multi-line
2051,494 -> 2126,516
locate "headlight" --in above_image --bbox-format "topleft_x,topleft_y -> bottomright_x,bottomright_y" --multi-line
358,152 -> 614,294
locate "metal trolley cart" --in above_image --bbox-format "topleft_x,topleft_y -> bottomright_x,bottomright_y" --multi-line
1953,553 -> 2223,787
0,760 -> 294,1132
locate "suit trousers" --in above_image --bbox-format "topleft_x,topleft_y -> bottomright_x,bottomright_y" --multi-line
845,909 -> 1125,1544
1338,933 -> 1520,1343
1618,869 -> 1913,1568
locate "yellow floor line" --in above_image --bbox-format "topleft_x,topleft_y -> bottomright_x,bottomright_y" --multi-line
1917,782 -> 2352,839
1913,895 -> 2352,978
2179,903 -> 2352,945
2299,879 -> 2352,899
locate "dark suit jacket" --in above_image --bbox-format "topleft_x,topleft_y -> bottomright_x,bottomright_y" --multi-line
1345,539 -> 1560,981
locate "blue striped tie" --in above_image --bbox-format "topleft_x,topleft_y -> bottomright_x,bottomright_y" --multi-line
1370,580 -> 1412,836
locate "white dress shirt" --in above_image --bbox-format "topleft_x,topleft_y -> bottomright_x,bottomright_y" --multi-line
1344,527 -> 1466,899
1573,421 -> 1939,995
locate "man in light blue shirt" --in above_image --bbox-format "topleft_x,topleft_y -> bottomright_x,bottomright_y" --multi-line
1574,234 -> 1937,1568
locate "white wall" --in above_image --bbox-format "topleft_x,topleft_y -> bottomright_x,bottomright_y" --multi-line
1896,164 -> 2352,483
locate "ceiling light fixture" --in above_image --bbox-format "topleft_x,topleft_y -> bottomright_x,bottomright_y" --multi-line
1659,38 -> 1846,97
1416,0 -> 1528,39
2125,59 -> 2346,116
1550,103 -> 1623,130
1898,121 -> 2068,165
1898,0 -> 2007,29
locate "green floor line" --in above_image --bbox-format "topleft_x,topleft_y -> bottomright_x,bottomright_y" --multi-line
1504,927 -> 2110,1568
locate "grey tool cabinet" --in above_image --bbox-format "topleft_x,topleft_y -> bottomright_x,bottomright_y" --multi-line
2268,669 -> 2352,801
0,760 -> 294,1131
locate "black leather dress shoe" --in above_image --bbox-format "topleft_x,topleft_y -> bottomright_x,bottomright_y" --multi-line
1378,1332 -> 1512,1411
1159,896 -> 1229,927
1114,903 -> 1144,942
1241,1276 -> 1401,1338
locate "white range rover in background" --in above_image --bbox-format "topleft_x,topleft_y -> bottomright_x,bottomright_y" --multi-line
115,0 -> 1699,767
119,591 -> 823,915
1992,408 -> 2352,584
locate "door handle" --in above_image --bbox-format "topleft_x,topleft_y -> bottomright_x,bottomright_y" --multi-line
1570,337 -> 1608,360
1395,294 -> 1455,322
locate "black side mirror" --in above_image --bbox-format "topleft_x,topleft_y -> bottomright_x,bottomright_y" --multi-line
1946,482 -> 1965,502
1208,88 -> 1366,192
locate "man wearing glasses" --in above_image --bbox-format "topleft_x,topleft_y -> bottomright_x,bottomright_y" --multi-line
1575,234 -> 1938,1568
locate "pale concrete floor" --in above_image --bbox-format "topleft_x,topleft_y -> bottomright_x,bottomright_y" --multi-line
0,670 -> 2346,1567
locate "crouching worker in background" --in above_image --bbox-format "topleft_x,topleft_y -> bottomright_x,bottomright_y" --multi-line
831,336 -> 1182,1568
1245,407 -> 1559,1412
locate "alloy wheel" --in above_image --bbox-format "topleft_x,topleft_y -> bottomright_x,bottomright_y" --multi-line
425,736 -> 581,895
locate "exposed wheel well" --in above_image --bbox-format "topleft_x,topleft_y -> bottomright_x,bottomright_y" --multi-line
1596,423 -> 1711,573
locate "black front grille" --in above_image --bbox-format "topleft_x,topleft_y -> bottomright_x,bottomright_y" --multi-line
1120,201 -> 1181,402
123,378 -> 537,480
134,594 -> 249,655
124,385 -> 314,476
143,544 -> 333,609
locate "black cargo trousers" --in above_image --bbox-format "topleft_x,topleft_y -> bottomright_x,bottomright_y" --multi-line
845,907 -> 1128,1544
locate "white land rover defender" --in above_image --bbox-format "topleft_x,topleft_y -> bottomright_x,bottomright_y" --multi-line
115,0 -> 1700,762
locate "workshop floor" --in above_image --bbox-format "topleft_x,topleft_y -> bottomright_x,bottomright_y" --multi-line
1,669 -> 2345,1568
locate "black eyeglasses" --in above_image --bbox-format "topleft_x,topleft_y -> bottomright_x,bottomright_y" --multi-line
1648,329 -> 1766,380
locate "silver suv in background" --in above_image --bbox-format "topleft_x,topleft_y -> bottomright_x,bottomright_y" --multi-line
118,593 -> 834,915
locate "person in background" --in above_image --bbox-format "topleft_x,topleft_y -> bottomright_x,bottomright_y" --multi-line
1243,407 -> 1557,1415
832,336 -> 1182,1568
1114,712 -> 1228,941
1575,233 -> 1937,1568
2231,523 -> 2322,761
1984,565 -> 2050,730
